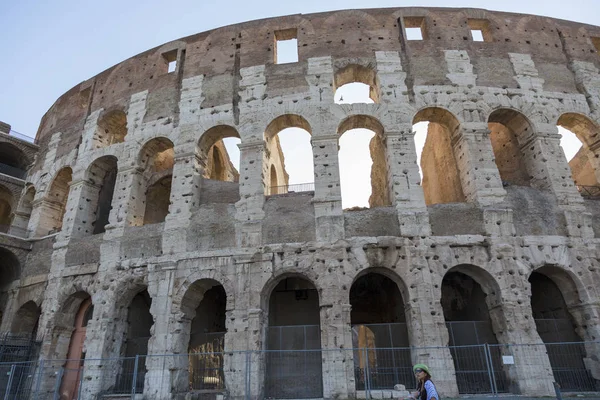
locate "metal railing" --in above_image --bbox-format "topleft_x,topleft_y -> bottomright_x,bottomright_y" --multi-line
1,342 -> 599,399
268,182 -> 315,195
7,130 -> 35,144
577,185 -> 600,199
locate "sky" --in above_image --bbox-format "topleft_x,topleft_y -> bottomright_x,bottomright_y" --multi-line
1,0 -> 598,207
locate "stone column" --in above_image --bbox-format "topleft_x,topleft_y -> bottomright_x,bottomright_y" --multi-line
144,265 -> 177,400
453,123 -> 506,206
60,178 -> 103,240
526,124 -> 592,237
223,308 -> 252,400
311,134 -> 344,242
235,140 -> 265,247
568,303 -> 600,381
319,286 -> 355,399
79,288 -> 127,399
406,259 -> 459,397
385,126 -> 431,236
104,165 -> 145,239
488,301 -> 555,395
163,150 -> 199,254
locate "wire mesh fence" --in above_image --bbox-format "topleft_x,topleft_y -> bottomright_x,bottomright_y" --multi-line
1,342 -> 599,399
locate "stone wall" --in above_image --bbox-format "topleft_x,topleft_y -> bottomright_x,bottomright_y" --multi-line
1,7 -> 600,399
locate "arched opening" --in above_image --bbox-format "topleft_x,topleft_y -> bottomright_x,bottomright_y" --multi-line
40,167 -> 72,234
117,290 -> 153,394
83,156 -> 118,235
11,301 -> 40,337
198,125 -> 240,183
177,279 -> 228,395
144,175 -> 172,225
134,138 -> 174,226
334,64 -> 379,104
441,267 -> 506,394
0,142 -> 29,179
264,115 -> 313,196
338,115 -> 390,209
10,185 -> 35,237
0,185 -> 13,233
265,276 -> 322,398
94,110 -> 128,147
59,295 -> 94,400
488,109 -> 535,187
557,114 -> 600,197
529,267 -> 597,391
413,108 -> 466,205
350,272 -> 411,390
0,249 -> 20,317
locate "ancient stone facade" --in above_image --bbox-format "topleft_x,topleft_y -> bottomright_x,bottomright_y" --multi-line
2,6 -> 600,400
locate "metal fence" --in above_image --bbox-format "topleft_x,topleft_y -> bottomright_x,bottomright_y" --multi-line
7,130 -> 35,144
1,342 -> 599,399
268,182 -> 315,195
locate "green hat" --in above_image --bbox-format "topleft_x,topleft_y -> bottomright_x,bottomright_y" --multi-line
413,364 -> 432,376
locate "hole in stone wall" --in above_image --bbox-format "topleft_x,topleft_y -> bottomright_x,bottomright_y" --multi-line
162,50 -> 178,74
403,17 -> 426,41
274,28 -> 298,64
42,167 -> 72,234
470,29 -> 484,42
334,64 -> 379,104
468,19 -> 492,42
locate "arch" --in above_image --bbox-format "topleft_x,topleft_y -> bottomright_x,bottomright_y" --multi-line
197,125 -> 240,184
531,265 -> 584,307
264,273 -> 323,398
488,108 -> 535,186
0,248 -> 20,290
173,269 -> 236,315
529,266 -> 595,391
94,109 -> 128,147
557,113 -> 600,188
86,155 -> 118,235
11,300 -> 40,337
412,107 -> 465,205
0,184 -> 14,232
143,175 -> 172,225
264,115 -> 313,196
260,271 -> 322,312
337,115 -> 390,208
334,64 -> 379,104
264,115 -> 312,142
60,295 -> 93,400
43,167 -> 73,234
0,142 -> 29,179
179,278 -> 228,319
351,267 -> 410,306
137,137 -> 174,172
441,265 -> 507,393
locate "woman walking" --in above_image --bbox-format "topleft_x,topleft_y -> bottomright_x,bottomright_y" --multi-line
410,364 -> 439,400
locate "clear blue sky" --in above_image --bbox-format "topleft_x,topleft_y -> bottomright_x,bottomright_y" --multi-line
1,0 -> 598,137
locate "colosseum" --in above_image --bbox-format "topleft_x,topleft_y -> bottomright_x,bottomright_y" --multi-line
1,6 -> 600,400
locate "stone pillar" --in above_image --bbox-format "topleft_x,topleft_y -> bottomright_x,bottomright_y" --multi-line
144,265 -> 177,400
163,150 -> 199,254
60,177 -> 103,240
104,165 -> 144,239
568,303 -> 600,380
79,288 -> 127,399
406,264 -> 459,397
235,140 -> 265,247
453,123 -> 506,206
385,127 -> 431,236
223,308 -> 252,400
488,302 -> 555,395
527,124 -> 592,237
319,287 -> 355,398
312,134 -> 344,242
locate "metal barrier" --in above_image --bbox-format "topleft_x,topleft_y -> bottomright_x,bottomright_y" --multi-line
268,182 -> 315,195
1,342 -> 599,399
7,130 -> 35,144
